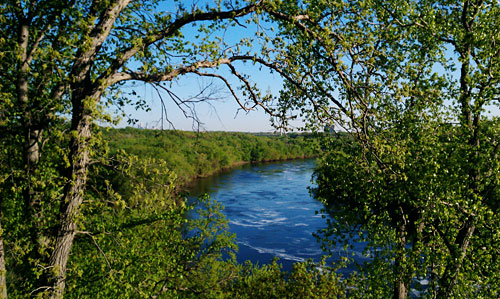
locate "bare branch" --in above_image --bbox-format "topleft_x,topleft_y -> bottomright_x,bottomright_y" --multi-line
192,71 -> 251,112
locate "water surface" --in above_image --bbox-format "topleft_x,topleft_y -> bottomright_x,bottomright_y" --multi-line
189,159 -> 336,270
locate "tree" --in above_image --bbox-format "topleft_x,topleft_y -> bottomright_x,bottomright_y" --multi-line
0,0 -> 286,297
5,0 -> 498,297
266,0 -> 500,297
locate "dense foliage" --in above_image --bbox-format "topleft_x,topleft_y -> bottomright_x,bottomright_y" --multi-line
0,0 -> 291,296
105,127 -> 318,184
56,131 -> 331,298
0,0 -> 334,296
266,0 -> 500,297
3,0 -> 500,297
65,143 -> 337,298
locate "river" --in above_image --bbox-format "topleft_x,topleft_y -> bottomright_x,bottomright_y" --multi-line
187,158 -> 437,297
189,159 -> 365,272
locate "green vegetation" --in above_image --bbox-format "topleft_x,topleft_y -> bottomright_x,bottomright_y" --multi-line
105,127 -> 318,185
271,0 -> 500,297
2,0 -> 500,298
65,149 -> 336,298
1,0 -> 338,296
0,1 -> 294,296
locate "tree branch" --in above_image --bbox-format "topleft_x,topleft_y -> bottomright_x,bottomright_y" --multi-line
71,0 -> 133,80
100,2 -> 263,87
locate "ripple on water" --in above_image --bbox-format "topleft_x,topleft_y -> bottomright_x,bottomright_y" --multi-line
189,159 -> 350,271
238,241 -> 305,263
293,223 -> 308,227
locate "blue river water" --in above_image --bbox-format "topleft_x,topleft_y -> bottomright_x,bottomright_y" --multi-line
188,159 -> 429,297
188,159 -> 364,271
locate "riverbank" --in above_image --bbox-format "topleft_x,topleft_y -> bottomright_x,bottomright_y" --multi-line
104,127 -> 320,189
183,155 -> 317,192
64,128 -> 342,298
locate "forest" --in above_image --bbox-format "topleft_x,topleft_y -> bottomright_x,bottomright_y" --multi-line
105,128 -> 318,185
2,0 -> 500,298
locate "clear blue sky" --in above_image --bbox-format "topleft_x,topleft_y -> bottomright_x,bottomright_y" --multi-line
119,68 -> 286,132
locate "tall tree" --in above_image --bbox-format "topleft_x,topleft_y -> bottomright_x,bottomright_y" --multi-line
265,0 -> 500,297
0,0 -> 281,297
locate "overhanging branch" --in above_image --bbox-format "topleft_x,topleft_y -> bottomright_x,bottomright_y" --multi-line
100,2 -> 263,87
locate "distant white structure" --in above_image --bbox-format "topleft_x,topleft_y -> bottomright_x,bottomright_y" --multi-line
136,121 -> 160,130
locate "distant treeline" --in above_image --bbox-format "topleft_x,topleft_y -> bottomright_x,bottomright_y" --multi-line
104,127 -> 319,185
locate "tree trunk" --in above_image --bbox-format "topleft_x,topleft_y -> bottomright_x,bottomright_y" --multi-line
46,100 -> 93,298
436,3 -> 478,296
17,20 -> 41,206
436,218 -> 475,298
436,7 -> 478,293
394,208 -> 407,299
23,128 -> 42,232
17,18 -> 47,291
0,221 -> 7,299
394,281 -> 406,299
